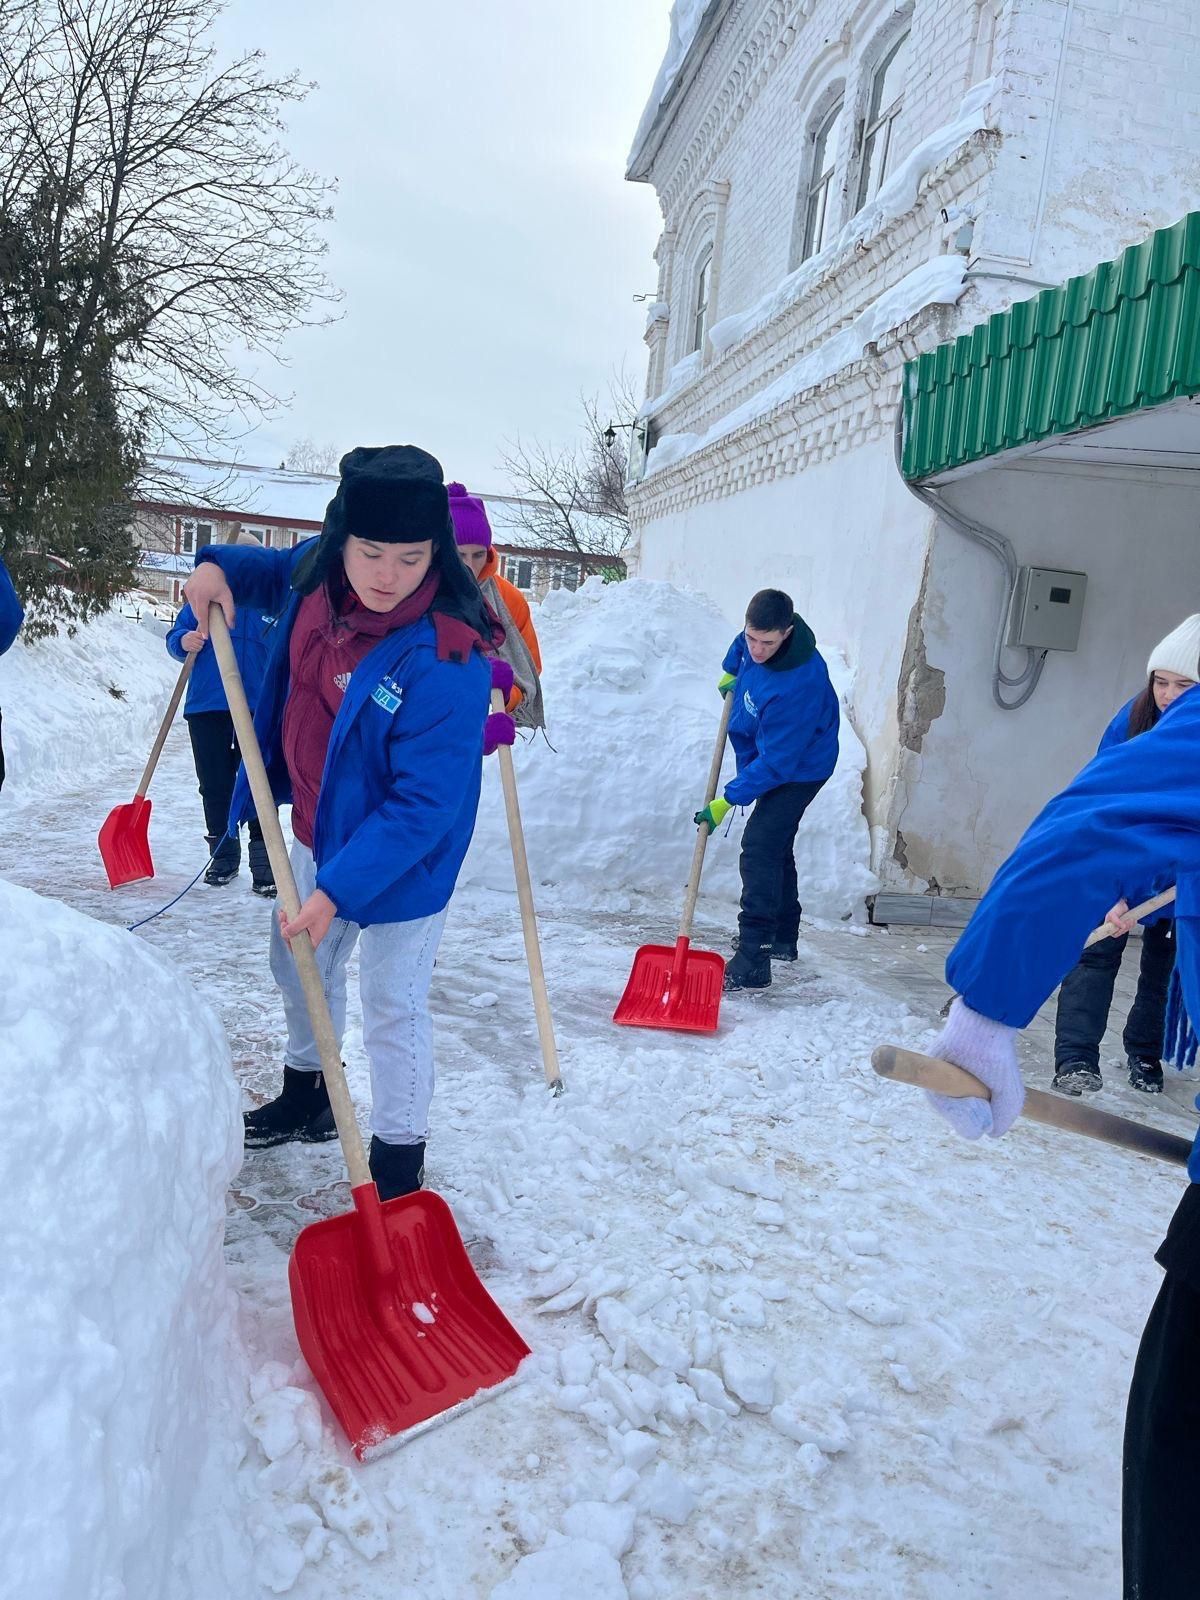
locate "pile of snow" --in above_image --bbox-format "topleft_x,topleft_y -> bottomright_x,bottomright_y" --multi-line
646,256 -> 969,477
627,0 -> 712,171
0,878 -> 245,1598
462,578 -> 876,922
0,602 -> 178,803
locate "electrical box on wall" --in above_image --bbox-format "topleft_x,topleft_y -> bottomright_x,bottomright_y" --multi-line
1008,566 -> 1087,652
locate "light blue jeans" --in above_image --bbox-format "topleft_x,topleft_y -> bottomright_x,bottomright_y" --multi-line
269,841 -> 447,1144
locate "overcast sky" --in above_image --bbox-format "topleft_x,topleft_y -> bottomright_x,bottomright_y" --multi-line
208,0 -> 669,491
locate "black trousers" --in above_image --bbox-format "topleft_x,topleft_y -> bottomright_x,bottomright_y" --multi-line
737,779 -> 826,946
186,711 -> 263,867
1054,920 -> 1175,1070
1123,1263 -> 1200,1597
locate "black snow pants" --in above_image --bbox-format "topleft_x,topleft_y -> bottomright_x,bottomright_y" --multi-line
737,778 -> 826,947
186,710 -> 266,872
1123,1185 -> 1200,1598
1054,920 -> 1175,1070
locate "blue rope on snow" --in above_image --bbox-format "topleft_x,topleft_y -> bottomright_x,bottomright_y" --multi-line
125,830 -> 233,933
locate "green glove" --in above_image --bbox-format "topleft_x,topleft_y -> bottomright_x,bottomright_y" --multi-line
717,671 -> 736,697
694,796 -> 732,833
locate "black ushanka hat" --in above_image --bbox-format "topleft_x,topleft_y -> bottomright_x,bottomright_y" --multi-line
291,443 -> 496,639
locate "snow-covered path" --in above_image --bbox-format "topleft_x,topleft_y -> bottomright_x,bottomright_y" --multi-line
2,723 -> 1190,1599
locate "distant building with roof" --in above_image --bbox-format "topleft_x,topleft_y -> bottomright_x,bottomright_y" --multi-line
132,456 -> 619,606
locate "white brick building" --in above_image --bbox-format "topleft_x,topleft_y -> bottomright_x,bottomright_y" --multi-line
626,0 -> 1200,906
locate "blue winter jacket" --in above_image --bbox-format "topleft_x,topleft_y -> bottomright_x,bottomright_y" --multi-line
195,540 -> 491,927
166,601 -> 274,715
945,686 -> 1200,1177
0,558 -> 23,655
721,620 -> 839,806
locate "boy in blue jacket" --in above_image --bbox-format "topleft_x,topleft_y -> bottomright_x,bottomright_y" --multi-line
183,445 -> 499,1201
166,532 -> 277,894
694,588 -> 839,990
921,669 -> 1200,1598
0,555 -> 24,794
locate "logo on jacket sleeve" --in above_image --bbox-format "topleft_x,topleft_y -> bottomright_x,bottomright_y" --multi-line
371,675 -> 404,715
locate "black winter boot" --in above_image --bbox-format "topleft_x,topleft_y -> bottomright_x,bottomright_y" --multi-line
732,934 -> 798,962
1128,1055 -> 1164,1094
248,836 -> 276,898
369,1136 -> 426,1201
205,832 -> 240,887
724,941 -> 773,991
1052,1061 -> 1103,1096
244,1067 -> 338,1148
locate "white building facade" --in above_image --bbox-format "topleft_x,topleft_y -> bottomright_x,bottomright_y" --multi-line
626,0 -> 1200,903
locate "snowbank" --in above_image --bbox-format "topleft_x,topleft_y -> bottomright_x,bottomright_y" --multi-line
0,878 -> 246,1598
0,602 -> 178,803
646,255 -> 969,477
462,579 -> 876,922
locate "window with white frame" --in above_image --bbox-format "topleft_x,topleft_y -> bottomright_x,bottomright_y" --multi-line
690,244 -> 714,354
503,556 -> 533,590
179,518 -> 213,555
856,30 -> 910,210
800,97 -> 844,262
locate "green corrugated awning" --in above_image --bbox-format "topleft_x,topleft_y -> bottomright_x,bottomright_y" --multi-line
902,213 -> 1200,481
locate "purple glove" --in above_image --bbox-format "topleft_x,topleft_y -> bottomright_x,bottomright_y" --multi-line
483,711 -> 516,756
490,658 -> 515,696
924,998 -> 1024,1140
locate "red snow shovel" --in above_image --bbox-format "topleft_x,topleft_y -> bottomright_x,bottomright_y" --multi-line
614,693 -> 733,1033
97,654 -> 196,887
208,605 -> 530,1458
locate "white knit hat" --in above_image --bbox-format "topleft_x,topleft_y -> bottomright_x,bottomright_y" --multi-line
1147,614 -> 1200,680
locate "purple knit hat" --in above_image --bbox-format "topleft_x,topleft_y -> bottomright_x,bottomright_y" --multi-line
447,482 -> 493,548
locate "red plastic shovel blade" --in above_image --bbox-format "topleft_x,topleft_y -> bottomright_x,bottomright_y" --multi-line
613,940 -> 726,1033
288,1184 -> 530,1460
97,795 -> 154,888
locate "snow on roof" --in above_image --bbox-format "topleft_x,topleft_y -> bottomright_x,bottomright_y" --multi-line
627,0 -> 723,179
140,455 -> 337,526
137,455 -> 583,551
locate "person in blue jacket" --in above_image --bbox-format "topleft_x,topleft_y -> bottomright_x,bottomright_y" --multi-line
182,445 -> 499,1202
1051,616 -> 1198,1096
694,588 -> 840,991
0,555 -> 25,794
919,643 -> 1200,1599
166,532 -> 277,894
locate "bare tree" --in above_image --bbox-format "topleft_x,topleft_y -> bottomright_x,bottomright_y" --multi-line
285,437 -> 340,475
498,373 -> 640,563
0,0 -> 336,625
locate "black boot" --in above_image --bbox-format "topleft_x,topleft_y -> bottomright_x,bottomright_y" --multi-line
248,837 -> 276,898
244,1067 -> 338,1148
1052,1060 -> 1103,1096
1128,1055 -> 1164,1094
732,932 -> 798,963
204,833 -> 240,887
724,941 -> 772,991
369,1136 -> 426,1201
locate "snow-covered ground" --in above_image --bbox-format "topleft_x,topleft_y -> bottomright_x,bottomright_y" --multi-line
0,590 -> 1188,1598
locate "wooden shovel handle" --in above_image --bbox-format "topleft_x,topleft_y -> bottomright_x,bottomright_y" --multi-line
1083,887 -> 1176,948
872,1044 -> 1192,1167
679,693 -> 734,942
208,604 -> 371,1189
492,688 -> 562,1092
135,653 -> 196,796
